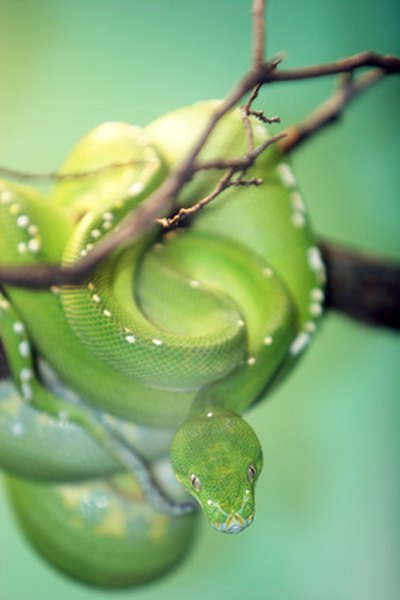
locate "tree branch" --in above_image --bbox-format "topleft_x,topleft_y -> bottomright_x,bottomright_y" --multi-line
264,51 -> 400,83
320,241 -> 400,330
252,0 -> 266,69
279,69 -> 384,154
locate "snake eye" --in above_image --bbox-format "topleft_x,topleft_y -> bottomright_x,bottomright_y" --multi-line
247,464 -> 257,481
190,473 -> 201,491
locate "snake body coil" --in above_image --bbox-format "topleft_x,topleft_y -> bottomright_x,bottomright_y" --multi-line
0,102 -> 325,588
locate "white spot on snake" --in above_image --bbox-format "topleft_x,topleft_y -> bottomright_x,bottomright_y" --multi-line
290,191 -> 306,212
17,242 -> 27,254
263,335 -> 273,346
11,421 -> 24,436
0,190 -> 12,204
207,499 -> 213,506
207,412 -> 213,418
13,322 -> 24,334
247,357 -> 256,366
128,181 -> 145,196
91,229 -> 101,239
28,224 -> 38,236
9,203 -> 20,215
291,212 -> 305,228
16,214 -> 29,228
102,211 -> 113,221
310,288 -> 324,302
237,319 -> 245,327
290,332 -> 311,356
18,341 -> 30,357
102,221 -> 112,230
80,249 -> 88,257
262,267 -> 273,278
86,243 -> 94,251
308,246 -> 324,273
20,368 -> 32,381
305,321 -> 316,333
277,163 -> 296,187
28,238 -> 41,253
0,299 -> 10,310
50,285 -> 60,295
309,302 -> 323,317
125,335 -> 136,344
92,294 -> 100,303
152,338 -> 163,346
103,309 -> 112,317
189,280 -> 200,288
87,282 -> 95,291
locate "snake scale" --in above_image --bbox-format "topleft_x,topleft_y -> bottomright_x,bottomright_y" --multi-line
0,101 -> 325,588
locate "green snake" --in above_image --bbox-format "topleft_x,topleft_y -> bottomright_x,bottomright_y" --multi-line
0,101 -> 325,588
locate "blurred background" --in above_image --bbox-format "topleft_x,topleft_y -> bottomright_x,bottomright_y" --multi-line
0,1 -> 399,599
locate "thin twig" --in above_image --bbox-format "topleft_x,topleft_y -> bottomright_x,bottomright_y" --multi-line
279,69 -> 384,154
194,131 -> 286,171
264,51 -> 400,83
157,169 -> 236,228
252,0 -> 266,69
157,170 -> 264,229
157,104 -> 284,228
241,83 -> 281,152
0,160 -> 146,182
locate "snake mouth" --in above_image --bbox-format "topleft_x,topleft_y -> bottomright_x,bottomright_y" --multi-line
212,512 -> 254,534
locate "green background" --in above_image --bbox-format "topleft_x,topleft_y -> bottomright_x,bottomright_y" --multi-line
0,1 -> 399,599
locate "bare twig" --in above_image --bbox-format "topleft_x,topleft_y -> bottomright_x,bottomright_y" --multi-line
157,169 -> 264,229
194,131 -> 286,172
156,131 -> 285,228
157,169 -> 236,228
252,0 -> 266,69
264,51 -> 400,83
241,83 -> 281,152
279,69 -> 384,154
0,160 -> 146,182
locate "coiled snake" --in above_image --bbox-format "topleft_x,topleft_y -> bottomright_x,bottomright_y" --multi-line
0,101 -> 325,588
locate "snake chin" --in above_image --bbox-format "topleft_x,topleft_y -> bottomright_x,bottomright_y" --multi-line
212,512 -> 254,534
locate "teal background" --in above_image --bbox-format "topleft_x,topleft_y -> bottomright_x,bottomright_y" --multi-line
0,1 -> 399,599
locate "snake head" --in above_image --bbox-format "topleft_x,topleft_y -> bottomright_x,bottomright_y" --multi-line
171,408 -> 263,533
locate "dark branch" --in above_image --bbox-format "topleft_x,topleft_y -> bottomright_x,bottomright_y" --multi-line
320,240 -> 400,330
264,51 -> 400,83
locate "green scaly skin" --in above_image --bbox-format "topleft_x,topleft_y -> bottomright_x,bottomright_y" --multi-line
0,102 -> 325,587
